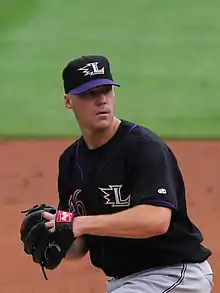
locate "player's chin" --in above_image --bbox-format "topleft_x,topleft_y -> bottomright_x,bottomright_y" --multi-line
93,115 -> 113,130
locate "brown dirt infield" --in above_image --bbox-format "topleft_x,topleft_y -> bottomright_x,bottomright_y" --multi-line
0,139 -> 219,293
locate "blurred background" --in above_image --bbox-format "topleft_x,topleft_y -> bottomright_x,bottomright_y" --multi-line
1,0 -> 219,138
0,0 -> 219,292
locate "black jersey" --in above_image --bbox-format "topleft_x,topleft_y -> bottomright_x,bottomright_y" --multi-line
57,120 -> 211,278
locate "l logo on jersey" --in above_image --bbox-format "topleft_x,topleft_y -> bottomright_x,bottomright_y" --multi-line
99,185 -> 131,207
77,62 -> 105,76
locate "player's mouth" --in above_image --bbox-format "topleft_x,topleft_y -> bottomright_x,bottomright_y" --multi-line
96,110 -> 109,116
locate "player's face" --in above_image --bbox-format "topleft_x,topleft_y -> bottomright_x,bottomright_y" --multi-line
64,85 -> 116,131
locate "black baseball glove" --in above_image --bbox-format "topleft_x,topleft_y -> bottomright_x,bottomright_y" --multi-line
20,204 -> 76,279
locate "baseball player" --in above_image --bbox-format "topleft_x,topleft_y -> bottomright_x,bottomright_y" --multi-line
20,55 -> 214,292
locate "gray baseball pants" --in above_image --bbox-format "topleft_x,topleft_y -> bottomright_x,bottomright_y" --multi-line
106,261 -> 213,293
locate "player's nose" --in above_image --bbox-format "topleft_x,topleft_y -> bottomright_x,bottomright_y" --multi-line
96,93 -> 107,105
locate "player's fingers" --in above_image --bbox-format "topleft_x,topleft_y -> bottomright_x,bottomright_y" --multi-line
45,220 -> 55,229
43,211 -> 55,221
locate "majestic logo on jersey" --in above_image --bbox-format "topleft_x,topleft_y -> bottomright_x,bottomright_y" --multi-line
158,188 -> 167,194
77,62 -> 105,76
68,189 -> 86,216
99,185 -> 131,207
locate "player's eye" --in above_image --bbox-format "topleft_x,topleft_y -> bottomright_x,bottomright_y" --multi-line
101,85 -> 112,94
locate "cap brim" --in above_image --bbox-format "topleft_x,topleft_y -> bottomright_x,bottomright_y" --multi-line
68,78 -> 120,95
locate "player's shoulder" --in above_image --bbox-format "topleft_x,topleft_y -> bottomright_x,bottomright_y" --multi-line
122,120 -> 177,163
58,138 -> 80,165
123,120 -> 167,150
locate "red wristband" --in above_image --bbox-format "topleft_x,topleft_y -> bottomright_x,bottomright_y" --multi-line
55,210 -> 75,233
56,211 -> 74,223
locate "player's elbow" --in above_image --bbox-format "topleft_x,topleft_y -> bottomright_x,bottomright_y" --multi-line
153,207 -> 171,236
155,217 -> 170,235
138,205 -> 171,237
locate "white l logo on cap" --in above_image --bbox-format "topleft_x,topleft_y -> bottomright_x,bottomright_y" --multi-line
77,62 -> 105,76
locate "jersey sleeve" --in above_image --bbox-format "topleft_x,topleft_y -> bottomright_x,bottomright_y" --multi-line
57,154 -> 70,211
131,139 -> 178,210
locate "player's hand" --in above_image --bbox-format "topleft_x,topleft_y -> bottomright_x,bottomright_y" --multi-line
43,210 -> 77,235
43,211 -> 56,232
43,209 -> 84,237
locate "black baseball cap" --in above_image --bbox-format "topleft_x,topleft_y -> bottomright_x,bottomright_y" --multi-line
62,55 -> 120,95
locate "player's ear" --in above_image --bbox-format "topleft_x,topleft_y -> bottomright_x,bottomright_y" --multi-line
64,94 -> 73,109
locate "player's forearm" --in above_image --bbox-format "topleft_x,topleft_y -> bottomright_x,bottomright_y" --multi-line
73,205 -> 171,238
65,236 -> 88,260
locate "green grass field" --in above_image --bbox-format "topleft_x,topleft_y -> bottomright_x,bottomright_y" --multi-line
0,0 -> 219,138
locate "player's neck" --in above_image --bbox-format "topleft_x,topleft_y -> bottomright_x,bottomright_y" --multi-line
82,117 -> 121,149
